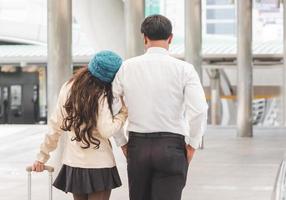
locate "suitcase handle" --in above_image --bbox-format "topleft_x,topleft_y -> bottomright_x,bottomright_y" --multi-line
26,165 -> 54,173
26,165 -> 54,200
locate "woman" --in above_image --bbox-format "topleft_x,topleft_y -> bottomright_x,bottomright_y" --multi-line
31,51 -> 128,200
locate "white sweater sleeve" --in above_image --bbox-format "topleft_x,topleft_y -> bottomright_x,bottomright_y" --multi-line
36,83 -> 67,163
96,97 -> 128,141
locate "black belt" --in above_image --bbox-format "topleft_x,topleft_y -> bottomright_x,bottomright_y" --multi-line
129,131 -> 185,139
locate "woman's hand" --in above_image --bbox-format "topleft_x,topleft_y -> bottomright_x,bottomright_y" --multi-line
32,160 -> 45,172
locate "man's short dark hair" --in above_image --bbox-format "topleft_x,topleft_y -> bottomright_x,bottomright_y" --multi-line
141,14 -> 172,40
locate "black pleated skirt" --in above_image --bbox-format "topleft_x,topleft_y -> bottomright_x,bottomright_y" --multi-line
53,165 -> 122,194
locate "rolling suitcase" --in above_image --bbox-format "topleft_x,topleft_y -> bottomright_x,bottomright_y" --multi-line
26,165 -> 54,200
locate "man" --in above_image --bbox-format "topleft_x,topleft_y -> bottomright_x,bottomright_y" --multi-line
113,15 -> 208,200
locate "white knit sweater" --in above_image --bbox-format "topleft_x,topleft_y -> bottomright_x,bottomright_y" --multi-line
36,82 -> 127,168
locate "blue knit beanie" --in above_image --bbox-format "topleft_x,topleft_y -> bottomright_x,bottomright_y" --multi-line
88,50 -> 123,83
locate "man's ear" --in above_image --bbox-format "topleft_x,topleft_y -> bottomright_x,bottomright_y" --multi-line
144,36 -> 148,45
168,34 -> 173,44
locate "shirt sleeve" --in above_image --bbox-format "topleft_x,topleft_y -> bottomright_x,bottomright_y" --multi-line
112,64 -> 124,97
112,96 -> 122,115
96,97 -> 128,141
111,64 -> 128,146
112,125 -> 128,147
183,64 -> 208,149
36,84 -> 67,163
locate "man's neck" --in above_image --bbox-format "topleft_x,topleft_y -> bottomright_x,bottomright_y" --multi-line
147,41 -> 169,50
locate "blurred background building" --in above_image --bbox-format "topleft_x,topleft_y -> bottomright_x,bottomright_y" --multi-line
0,0 -> 284,129
1,1 -> 286,200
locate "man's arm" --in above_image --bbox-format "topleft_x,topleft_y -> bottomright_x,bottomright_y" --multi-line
184,64 -> 208,151
113,65 -> 124,98
112,66 -> 128,147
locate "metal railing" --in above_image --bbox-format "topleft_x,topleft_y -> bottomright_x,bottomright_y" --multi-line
272,156 -> 286,200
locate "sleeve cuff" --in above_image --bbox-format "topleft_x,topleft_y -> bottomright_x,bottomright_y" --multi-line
114,110 -> 128,124
187,137 -> 203,149
112,129 -> 128,147
114,136 -> 128,147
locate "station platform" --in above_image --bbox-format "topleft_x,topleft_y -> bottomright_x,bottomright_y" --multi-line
0,125 -> 285,200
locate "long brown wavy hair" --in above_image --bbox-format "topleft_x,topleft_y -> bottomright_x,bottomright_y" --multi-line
61,67 -> 114,149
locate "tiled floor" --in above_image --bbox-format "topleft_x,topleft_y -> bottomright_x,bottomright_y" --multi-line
0,125 -> 285,200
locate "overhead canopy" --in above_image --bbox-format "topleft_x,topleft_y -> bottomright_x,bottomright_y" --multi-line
170,38 -> 283,61
0,45 -> 95,64
0,37 -> 284,65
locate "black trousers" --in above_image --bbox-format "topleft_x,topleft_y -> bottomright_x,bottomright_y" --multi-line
127,132 -> 189,200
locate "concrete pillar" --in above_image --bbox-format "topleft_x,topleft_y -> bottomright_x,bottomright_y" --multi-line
210,69 -> 221,125
47,0 -> 72,113
237,0 -> 253,137
185,0 -> 202,79
185,0 -> 203,148
283,0 -> 286,126
124,0 -> 145,58
47,0 -> 72,171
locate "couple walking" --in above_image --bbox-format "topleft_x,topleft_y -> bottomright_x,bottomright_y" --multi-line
32,15 -> 208,200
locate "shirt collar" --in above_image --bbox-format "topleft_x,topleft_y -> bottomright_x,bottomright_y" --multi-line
146,47 -> 169,55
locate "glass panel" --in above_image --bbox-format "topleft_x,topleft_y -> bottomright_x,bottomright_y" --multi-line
3,87 -> 8,101
145,0 -> 184,50
145,0 -> 161,16
253,0 -> 282,43
206,9 -> 235,20
38,66 -> 47,120
0,87 -> 2,117
204,0 -> 237,60
10,85 -> 22,110
206,0 -> 233,5
254,0 -> 280,9
206,23 -> 235,35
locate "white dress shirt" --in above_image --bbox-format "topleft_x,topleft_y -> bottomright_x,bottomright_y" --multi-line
112,47 -> 208,149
